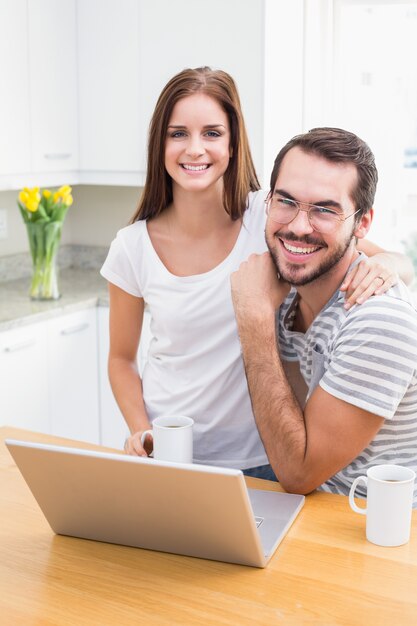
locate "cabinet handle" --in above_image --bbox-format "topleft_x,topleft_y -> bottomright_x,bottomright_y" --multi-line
60,323 -> 89,335
44,153 -> 72,160
3,338 -> 36,352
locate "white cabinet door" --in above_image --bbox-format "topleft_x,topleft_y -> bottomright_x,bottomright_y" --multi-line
98,306 -> 152,448
28,0 -> 79,173
77,0 -> 143,182
0,0 -> 269,187
0,322 -> 49,433
47,308 -> 100,444
0,0 -> 31,178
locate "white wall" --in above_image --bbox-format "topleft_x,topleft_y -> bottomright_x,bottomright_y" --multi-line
262,0 -> 304,190
66,186 -> 140,247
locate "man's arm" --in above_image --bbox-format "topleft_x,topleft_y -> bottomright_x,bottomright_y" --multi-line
231,253 -> 384,494
282,361 -> 308,408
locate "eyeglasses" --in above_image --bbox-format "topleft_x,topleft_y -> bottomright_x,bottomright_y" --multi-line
266,196 -> 361,234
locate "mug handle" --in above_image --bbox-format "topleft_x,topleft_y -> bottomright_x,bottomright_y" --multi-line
140,429 -> 154,457
349,476 -> 368,514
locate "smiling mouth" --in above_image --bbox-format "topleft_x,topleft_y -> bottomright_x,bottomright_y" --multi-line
281,239 -> 322,255
181,164 -> 210,171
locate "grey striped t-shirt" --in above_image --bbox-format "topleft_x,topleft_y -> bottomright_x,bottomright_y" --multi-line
277,258 -> 417,506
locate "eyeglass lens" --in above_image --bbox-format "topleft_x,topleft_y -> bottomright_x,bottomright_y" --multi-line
269,198 -> 345,234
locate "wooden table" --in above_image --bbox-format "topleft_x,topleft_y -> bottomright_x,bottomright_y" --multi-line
1,427 -> 416,625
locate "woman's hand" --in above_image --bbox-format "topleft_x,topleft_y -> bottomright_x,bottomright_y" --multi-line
124,430 -> 154,457
341,253 -> 399,310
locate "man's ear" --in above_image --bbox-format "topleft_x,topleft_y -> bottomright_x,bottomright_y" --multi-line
354,207 -> 373,240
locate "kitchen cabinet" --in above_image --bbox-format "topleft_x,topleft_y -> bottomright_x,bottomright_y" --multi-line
0,0 -> 31,180
0,322 -> 49,433
1,0 -> 302,190
77,0 -> 265,185
0,304 -> 151,446
77,0 -> 143,185
47,308 -> 100,444
97,306 -> 127,448
28,0 -> 79,175
0,0 -> 78,190
98,305 -> 152,448
138,0 -> 264,181
0,308 -> 100,443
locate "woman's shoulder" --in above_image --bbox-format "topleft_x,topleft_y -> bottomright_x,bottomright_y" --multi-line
244,189 -> 268,225
113,219 -> 148,246
247,188 -> 267,207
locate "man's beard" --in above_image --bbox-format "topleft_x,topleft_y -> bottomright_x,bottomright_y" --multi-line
266,229 -> 355,286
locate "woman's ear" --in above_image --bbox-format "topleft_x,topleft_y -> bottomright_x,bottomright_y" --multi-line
354,207 -> 373,240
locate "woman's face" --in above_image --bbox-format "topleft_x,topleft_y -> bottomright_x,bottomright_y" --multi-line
164,93 -> 231,195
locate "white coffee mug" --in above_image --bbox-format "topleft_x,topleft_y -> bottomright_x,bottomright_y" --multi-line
349,464 -> 415,547
140,415 -> 194,463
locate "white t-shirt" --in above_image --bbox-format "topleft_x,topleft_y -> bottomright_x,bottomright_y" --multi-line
101,190 -> 269,469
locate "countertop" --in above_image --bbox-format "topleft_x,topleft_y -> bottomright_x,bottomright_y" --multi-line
0,267 -> 109,332
2,426 -> 417,626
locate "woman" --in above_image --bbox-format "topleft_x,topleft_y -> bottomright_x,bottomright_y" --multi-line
101,67 -> 413,477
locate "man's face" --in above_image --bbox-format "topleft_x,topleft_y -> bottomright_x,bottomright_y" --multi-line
265,147 -> 364,286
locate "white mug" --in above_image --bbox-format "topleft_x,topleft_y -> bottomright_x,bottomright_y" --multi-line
349,464 -> 415,547
141,415 -> 194,463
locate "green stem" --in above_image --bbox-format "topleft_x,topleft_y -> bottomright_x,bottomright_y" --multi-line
26,221 -> 62,300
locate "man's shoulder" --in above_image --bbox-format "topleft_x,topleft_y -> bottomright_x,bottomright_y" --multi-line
327,283 -> 417,357
346,281 -> 417,323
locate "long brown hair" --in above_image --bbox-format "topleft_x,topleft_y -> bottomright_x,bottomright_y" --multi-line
269,127 -> 378,218
131,67 -> 260,223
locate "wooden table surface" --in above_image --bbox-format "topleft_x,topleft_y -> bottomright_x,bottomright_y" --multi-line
1,426 -> 416,626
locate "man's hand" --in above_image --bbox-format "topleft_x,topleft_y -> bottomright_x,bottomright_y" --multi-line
231,252 -> 290,321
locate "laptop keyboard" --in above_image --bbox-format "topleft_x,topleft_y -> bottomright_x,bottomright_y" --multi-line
254,516 -> 264,527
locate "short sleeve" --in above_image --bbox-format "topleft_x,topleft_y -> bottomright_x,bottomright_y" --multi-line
319,298 -> 417,419
100,230 -> 143,297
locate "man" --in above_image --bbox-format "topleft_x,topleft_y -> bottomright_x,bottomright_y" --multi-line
231,127 -> 417,503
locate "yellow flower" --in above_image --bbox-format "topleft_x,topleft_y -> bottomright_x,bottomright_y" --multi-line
57,185 -> 72,196
18,187 -> 41,212
28,187 -> 41,201
19,190 -> 29,206
26,197 -> 40,212
52,185 -> 72,206
18,184 -> 73,220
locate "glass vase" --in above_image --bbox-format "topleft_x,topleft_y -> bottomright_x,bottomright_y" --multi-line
26,221 -> 62,300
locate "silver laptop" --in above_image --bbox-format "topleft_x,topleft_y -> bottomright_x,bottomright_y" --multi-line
5,439 -> 304,568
